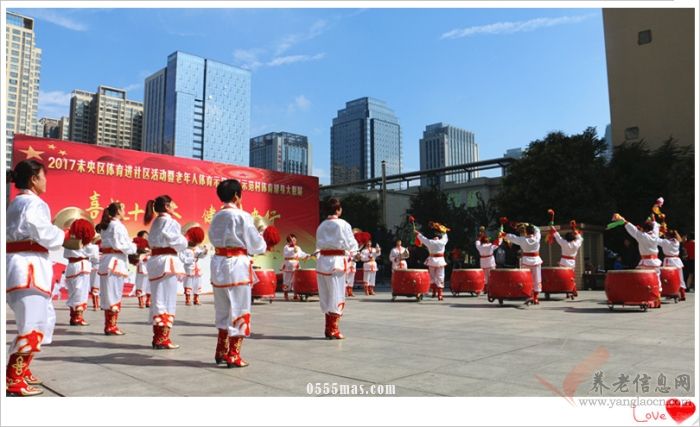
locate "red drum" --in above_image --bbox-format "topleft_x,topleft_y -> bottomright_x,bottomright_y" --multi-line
354,269 -> 364,285
660,267 -> 682,302
450,269 -> 485,296
275,273 -> 284,293
541,267 -> 577,300
391,269 -> 430,301
252,269 -> 277,303
487,269 -> 534,306
605,270 -> 660,311
293,269 -> 318,301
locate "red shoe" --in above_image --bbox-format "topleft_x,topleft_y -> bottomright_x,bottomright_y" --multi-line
284,291 -> 289,301
22,354 -> 41,385
6,353 -> 43,397
193,294 -> 201,305
104,310 -> 125,335
533,292 -> 540,305
369,287 -> 376,295
431,284 -> 437,298
364,285 -> 370,296
347,287 -> 355,297
224,337 -> 249,368
437,287 -> 444,301
680,288 -> 686,301
70,307 -> 89,326
152,325 -> 179,350
326,313 -> 345,340
138,295 -> 146,308
145,294 -> 152,307
215,329 -> 229,364
185,291 -> 192,306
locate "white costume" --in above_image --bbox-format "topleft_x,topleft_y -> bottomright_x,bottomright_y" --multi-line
208,203 -> 267,338
361,246 -> 382,288
147,213 -> 188,327
505,226 -> 543,292
98,219 -> 136,311
418,233 -> 448,289
64,244 -> 94,312
134,255 -> 150,298
345,252 -> 358,289
6,190 -> 65,354
625,221 -> 662,290
89,247 -> 100,298
315,215 -> 358,315
281,244 -> 309,293
553,231 -> 583,268
389,246 -> 409,270
659,237 -> 686,290
181,246 -> 207,296
475,239 -> 499,285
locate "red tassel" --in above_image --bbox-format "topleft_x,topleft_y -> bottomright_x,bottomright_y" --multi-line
185,227 -> 205,245
133,236 -> 150,251
263,226 -> 281,251
546,228 -> 556,245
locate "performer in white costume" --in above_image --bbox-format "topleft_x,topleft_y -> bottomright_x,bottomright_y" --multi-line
360,239 -> 381,295
6,160 -> 65,396
416,222 -> 449,301
389,240 -> 409,271
180,225 -> 208,306
63,219 -> 97,326
505,223 -> 543,304
281,234 -> 310,301
659,229 -> 687,301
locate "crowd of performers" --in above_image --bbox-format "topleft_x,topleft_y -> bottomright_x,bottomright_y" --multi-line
5,159 -> 693,396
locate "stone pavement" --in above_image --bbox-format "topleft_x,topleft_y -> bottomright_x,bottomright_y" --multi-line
5,289 -> 695,397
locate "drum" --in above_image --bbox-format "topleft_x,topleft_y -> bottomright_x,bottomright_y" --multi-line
450,269 -> 485,296
391,269 -> 430,301
275,273 -> 284,293
541,267 -> 577,300
252,269 -> 277,303
293,268 -> 318,301
354,269 -> 364,285
605,270 -> 660,311
487,269 -> 534,306
660,267 -> 681,302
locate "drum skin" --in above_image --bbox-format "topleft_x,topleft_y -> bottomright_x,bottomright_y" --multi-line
488,269 -> 533,300
450,269 -> 485,295
605,270 -> 660,310
293,268 -> 319,295
252,269 -> 277,298
391,269 -> 430,296
541,267 -> 576,293
660,267 -> 681,298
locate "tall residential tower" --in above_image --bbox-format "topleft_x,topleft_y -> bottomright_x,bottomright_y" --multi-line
250,132 -> 311,175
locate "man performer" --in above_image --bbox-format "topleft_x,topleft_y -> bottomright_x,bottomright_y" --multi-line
416,223 -> 449,301
281,234 -> 310,301
316,198 -> 359,339
389,239 -> 409,271
505,223 -> 543,304
208,179 -> 267,367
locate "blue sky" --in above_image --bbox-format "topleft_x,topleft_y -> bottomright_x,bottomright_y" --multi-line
13,7 -> 610,184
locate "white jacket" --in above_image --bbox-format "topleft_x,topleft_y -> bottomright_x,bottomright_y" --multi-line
418,233 -> 448,268
315,215 -> 358,275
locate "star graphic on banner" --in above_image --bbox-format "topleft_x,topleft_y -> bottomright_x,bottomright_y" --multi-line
19,146 -> 44,160
48,144 -> 56,150
58,150 -> 67,156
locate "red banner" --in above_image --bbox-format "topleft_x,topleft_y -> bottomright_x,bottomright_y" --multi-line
11,135 -> 320,275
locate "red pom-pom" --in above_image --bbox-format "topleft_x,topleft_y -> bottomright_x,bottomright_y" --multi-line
499,217 -> 509,225
354,231 -> 370,247
408,215 -> 415,224
69,219 -> 96,245
263,226 -> 281,251
185,226 -> 205,245
133,236 -> 150,251
414,236 -> 422,247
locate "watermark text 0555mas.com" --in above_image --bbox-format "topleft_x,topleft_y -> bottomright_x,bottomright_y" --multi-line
306,382 -> 396,396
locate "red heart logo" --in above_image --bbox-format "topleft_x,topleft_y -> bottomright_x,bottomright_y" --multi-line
666,399 -> 696,424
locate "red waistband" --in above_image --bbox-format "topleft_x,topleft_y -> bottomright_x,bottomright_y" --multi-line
523,252 -> 540,257
561,255 -> 576,260
102,248 -> 123,254
68,257 -> 88,263
215,247 -> 248,257
480,255 -> 493,258
6,240 -> 48,254
641,254 -> 658,260
151,247 -> 178,256
430,253 -> 444,257
284,257 -> 299,260
320,250 -> 346,256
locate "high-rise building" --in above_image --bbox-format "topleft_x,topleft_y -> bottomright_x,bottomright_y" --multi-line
142,51 -> 251,165
603,9 -> 694,149
330,97 -> 402,185
68,86 -> 143,150
6,12 -> 42,167
250,132 -> 311,175
38,117 -> 69,140
504,148 -> 523,159
419,123 -> 479,187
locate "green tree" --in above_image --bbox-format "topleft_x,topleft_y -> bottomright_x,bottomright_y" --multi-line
406,187 -> 473,254
319,193 -> 380,232
495,127 -> 613,225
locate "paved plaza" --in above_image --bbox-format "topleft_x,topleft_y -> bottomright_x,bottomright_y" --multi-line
5,287 -> 695,398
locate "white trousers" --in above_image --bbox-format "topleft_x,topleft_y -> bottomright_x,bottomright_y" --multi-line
363,270 -> 377,287
183,275 -> 202,294
214,285 -> 251,337
345,269 -> 355,288
90,269 -> 100,295
135,272 -> 150,295
318,272 -> 346,315
100,273 -> 125,311
66,273 -> 91,309
523,265 -> 542,292
428,266 -> 445,288
483,268 -> 492,286
282,270 -> 295,292
7,290 -> 52,354
149,275 -> 180,324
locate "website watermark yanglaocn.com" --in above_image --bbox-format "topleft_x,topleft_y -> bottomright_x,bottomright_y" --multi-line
306,382 -> 396,396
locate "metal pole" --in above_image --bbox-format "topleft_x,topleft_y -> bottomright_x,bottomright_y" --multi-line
381,160 -> 387,227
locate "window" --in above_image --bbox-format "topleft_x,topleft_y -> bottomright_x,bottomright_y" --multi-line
638,30 -> 652,45
624,126 -> 640,140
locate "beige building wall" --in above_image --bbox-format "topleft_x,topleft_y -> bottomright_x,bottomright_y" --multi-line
603,9 -> 695,149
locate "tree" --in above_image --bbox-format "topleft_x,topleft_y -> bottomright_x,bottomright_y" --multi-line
319,193 -> 380,232
495,127 -> 613,225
